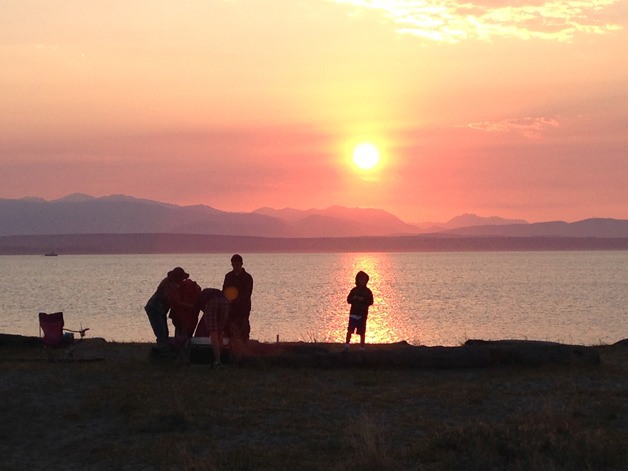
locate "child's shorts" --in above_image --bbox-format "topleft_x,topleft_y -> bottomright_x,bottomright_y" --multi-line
348,315 -> 367,335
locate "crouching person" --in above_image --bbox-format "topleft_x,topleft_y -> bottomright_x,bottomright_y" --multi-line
195,288 -> 229,368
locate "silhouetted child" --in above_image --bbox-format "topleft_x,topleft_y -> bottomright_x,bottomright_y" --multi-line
344,271 -> 374,351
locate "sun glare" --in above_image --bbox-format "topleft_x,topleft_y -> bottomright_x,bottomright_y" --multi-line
352,143 -> 380,170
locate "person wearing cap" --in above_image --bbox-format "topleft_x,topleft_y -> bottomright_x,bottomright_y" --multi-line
145,266 -> 190,347
222,254 -> 254,343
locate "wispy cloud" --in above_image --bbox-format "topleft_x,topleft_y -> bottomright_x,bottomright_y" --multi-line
466,116 -> 560,138
333,0 -> 623,42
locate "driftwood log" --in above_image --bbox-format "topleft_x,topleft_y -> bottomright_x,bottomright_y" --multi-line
1,334 -> 609,368
239,339 -> 602,369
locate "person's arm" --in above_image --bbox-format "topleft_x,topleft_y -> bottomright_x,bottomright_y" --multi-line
245,273 -> 254,298
164,283 -> 180,309
166,283 -> 194,310
347,288 -> 356,304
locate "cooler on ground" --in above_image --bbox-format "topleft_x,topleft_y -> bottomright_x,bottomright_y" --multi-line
189,337 -> 230,364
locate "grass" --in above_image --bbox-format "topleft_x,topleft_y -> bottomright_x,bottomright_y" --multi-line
1,340 -> 627,470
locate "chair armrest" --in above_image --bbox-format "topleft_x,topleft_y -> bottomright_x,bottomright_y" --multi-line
64,328 -> 90,338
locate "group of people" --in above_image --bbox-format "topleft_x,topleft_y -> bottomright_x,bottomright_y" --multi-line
145,253 -> 375,365
144,254 -> 253,366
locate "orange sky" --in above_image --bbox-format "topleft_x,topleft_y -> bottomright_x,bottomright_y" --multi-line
1,0 -> 627,224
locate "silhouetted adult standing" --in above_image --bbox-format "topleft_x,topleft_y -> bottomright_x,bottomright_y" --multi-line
222,254 -> 253,343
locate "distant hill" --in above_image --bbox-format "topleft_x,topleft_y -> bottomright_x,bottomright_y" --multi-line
441,213 -> 528,229
0,194 -> 417,238
252,205 -> 418,236
1,194 -> 627,240
410,213 -> 529,232
446,219 -> 628,238
0,195 -> 289,237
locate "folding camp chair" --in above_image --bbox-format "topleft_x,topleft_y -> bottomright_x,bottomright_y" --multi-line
38,312 -> 89,361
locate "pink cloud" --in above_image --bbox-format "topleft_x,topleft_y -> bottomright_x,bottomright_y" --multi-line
466,117 -> 560,138
334,0 -> 623,42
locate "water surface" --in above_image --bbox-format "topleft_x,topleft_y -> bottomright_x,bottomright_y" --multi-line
2,251 -> 627,346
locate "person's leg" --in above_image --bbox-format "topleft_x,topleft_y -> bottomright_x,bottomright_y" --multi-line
243,315 -> 251,342
146,308 -> 160,340
358,321 -> 366,350
146,307 -> 168,344
210,330 -> 222,366
226,312 -> 239,340
344,328 -> 352,351
160,315 -> 170,343
226,319 -> 240,353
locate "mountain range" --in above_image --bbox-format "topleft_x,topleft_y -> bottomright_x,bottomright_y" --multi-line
1,193 -> 628,240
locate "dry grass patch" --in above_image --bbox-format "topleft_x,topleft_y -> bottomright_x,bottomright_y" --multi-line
1,341 -> 627,470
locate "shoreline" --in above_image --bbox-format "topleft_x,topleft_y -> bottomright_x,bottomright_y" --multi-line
2,233 -> 628,255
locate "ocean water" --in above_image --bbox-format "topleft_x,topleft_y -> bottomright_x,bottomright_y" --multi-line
1,251 -> 627,346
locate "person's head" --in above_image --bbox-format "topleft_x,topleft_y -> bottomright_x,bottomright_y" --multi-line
167,266 -> 189,283
230,254 -> 243,272
355,271 -> 369,286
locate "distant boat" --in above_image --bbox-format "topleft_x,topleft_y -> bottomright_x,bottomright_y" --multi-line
44,252 -> 58,257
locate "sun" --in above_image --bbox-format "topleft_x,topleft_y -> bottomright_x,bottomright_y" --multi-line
352,143 -> 380,170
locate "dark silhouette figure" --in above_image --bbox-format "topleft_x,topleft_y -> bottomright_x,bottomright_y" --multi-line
344,271 -> 374,351
145,267 -> 189,346
195,288 -> 230,368
169,278 -> 201,339
223,254 -> 254,343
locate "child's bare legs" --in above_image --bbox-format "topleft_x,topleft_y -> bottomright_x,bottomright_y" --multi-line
344,331 -> 352,351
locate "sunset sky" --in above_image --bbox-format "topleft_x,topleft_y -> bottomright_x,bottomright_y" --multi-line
1,0 -> 627,224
